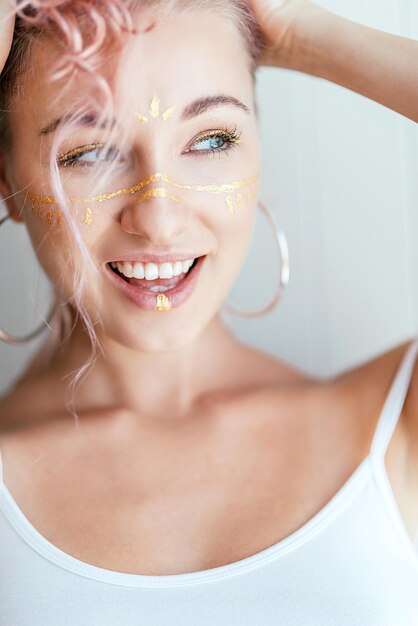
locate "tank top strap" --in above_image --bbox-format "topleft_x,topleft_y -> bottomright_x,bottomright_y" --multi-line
370,337 -> 418,462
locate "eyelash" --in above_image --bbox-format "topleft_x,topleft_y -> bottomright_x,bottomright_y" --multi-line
56,125 -> 242,169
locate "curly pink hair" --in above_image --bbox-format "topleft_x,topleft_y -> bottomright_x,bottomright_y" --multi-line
0,0 -> 263,422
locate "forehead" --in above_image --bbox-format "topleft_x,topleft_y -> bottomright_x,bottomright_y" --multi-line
21,8 -> 254,126
116,9 -> 251,95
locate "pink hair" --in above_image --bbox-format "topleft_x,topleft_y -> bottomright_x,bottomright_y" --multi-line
0,0 -> 263,423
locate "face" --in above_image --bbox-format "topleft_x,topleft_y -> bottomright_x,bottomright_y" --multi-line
1,8 -> 261,352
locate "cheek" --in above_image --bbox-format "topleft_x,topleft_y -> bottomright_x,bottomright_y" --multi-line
210,192 -> 258,292
23,204 -> 98,298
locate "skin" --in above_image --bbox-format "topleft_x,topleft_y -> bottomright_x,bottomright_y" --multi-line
248,0 -> 418,122
0,2 -> 13,74
0,2 -> 417,575
1,9 -> 264,419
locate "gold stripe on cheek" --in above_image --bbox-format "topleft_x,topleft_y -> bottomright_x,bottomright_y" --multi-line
28,174 -> 261,226
30,197 -> 86,227
155,294 -> 172,312
225,195 -> 234,215
84,207 -> 94,226
29,173 -> 260,205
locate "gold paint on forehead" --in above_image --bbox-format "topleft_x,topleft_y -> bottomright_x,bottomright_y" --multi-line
29,172 -> 260,206
133,112 -> 148,124
155,294 -> 172,312
161,106 -> 175,121
133,92 -> 177,125
149,94 -> 160,118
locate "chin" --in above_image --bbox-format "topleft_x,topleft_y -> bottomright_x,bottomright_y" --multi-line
101,312 -> 214,354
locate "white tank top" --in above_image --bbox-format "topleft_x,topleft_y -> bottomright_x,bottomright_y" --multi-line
1,339 -> 418,625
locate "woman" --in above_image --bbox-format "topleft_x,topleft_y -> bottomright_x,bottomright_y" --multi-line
0,0 -> 417,623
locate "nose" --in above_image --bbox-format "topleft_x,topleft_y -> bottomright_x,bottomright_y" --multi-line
119,189 -> 191,245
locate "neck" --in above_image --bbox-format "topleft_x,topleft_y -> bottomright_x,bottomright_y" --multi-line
42,311 -> 240,422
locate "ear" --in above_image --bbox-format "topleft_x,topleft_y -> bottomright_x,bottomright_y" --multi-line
0,152 -> 25,224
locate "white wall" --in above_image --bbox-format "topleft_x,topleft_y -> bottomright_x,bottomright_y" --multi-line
225,0 -> 418,376
1,0 -> 417,395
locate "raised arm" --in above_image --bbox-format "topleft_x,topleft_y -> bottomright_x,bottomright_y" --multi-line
250,0 -> 418,123
0,2 -> 15,75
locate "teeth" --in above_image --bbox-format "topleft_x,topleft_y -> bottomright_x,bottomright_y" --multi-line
113,259 -> 196,280
173,261 -> 183,277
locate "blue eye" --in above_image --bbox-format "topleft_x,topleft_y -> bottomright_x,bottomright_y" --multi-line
193,135 -> 227,151
57,143 -> 123,168
58,126 -> 242,169
187,127 -> 242,156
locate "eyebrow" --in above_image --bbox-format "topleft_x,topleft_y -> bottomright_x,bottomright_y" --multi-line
39,94 -> 251,136
180,94 -> 250,120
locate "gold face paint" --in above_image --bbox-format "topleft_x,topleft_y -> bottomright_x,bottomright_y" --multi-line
31,199 -> 81,227
137,188 -> 182,204
161,107 -> 175,121
155,294 -> 172,312
133,112 -> 148,124
84,207 -> 94,226
29,171 -> 260,224
30,172 -> 260,205
58,144 -> 100,167
149,93 -> 160,118
133,92 -> 176,124
225,195 -> 234,215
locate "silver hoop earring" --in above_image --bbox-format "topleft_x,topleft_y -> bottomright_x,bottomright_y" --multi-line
0,213 -> 60,345
222,200 -> 290,319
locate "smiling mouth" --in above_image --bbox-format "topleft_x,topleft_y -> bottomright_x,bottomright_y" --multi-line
107,258 -> 201,293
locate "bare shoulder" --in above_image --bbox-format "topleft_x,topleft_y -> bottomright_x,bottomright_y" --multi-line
1,336 -> 417,455
332,337 -> 418,416
226,337 -> 418,455
329,337 -> 418,451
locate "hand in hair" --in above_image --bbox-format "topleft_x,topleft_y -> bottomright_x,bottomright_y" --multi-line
0,1 -> 15,75
249,0 -> 418,123
247,0 -> 328,69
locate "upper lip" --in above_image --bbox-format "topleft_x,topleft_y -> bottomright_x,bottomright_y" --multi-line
107,252 -> 206,265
